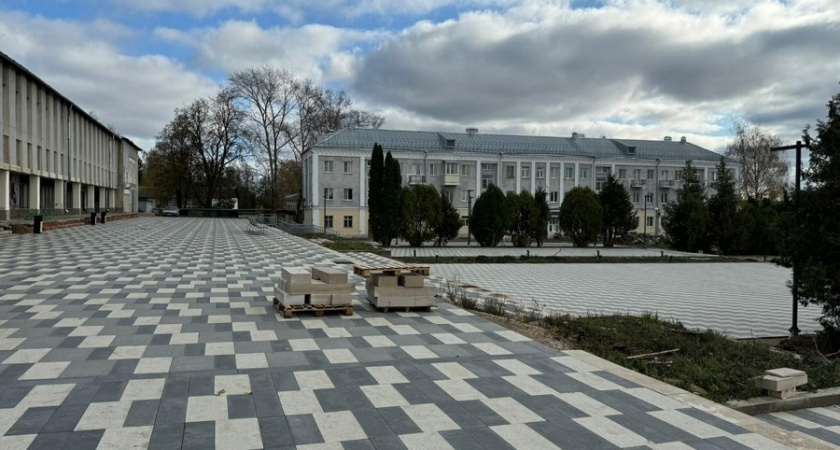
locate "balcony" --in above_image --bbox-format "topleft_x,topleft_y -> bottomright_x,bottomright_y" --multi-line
408,175 -> 426,185
629,179 -> 646,188
443,174 -> 460,186
659,179 -> 674,189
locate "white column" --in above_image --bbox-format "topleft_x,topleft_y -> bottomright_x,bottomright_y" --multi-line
86,185 -> 95,212
311,153 -> 320,226
530,162 -> 536,194
515,161 -> 521,193
359,155 -> 366,236
545,164 -> 551,199
72,182 -> 81,212
29,175 -> 41,212
611,163 -> 616,177
99,187 -> 106,211
703,167 -> 709,186
574,162 -> 580,187
0,170 -> 9,221
54,180 -> 65,211
109,188 -> 116,209
559,162 -> 566,204
474,160 -> 480,193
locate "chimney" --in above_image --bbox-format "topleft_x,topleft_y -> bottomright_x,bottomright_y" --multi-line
664,136 -> 672,141
680,136 -> 687,143
572,132 -> 585,139
466,127 -> 478,135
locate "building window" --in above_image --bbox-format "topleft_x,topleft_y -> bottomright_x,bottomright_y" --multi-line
325,215 -> 333,228
579,167 -> 589,179
461,216 -> 469,227
344,216 -> 353,228
343,188 -> 353,200
661,170 -> 669,180
521,166 -> 531,178
676,170 -> 684,180
461,190 -> 469,202
445,163 -> 459,175
647,169 -> 654,179
323,188 -> 334,200
595,181 -> 605,191
324,160 -> 333,173
506,165 -> 515,179
633,168 -> 642,179
646,217 -> 654,227
461,164 -> 471,176
550,166 -> 560,178
618,168 -> 626,179
710,171 -> 718,181
481,177 -> 492,189
661,193 -> 669,203
481,163 -> 493,171
429,164 -> 439,176
550,191 -> 559,203
442,189 -> 453,202
632,192 -> 640,203
565,167 -> 574,179
536,166 -> 545,179
344,161 -> 352,173
597,166 -> 611,175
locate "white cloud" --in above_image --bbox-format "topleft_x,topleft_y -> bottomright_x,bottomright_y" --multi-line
351,0 -> 840,148
0,12 -> 218,149
155,20 -> 382,83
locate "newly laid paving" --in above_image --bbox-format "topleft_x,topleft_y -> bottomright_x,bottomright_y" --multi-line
427,263 -> 821,338
758,406 -> 840,447
390,246 -> 713,258
0,218 -> 828,449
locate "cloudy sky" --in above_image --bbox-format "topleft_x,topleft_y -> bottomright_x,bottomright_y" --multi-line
1,0 -> 838,154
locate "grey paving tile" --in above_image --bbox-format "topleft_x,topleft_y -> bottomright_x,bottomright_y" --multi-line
258,415 -> 296,448
378,406 -> 422,435
462,426 -> 517,450
124,399 -> 160,427
227,394 -> 257,419
182,421 -> 215,450
342,439 -> 376,450
60,429 -> 104,450
28,431 -> 72,450
6,406 -> 56,435
148,422 -> 184,450
286,414 -> 324,446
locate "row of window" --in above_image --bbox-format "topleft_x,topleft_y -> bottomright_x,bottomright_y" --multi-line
322,159 -> 719,183
324,215 -> 353,228
323,188 -> 353,201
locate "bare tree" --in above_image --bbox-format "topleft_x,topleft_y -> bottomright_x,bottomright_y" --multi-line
229,66 -> 297,212
176,88 -> 245,208
725,121 -> 789,199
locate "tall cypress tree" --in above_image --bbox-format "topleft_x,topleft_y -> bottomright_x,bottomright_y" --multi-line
794,89 -> 840,340
380,151 -> 402,247
368,143 -> 384,241
599,174 -> 636,247
662,160 -> 709,252
534,187 -> 550,247
707,157 -> 739,254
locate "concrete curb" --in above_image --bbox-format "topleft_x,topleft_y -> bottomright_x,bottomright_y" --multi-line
728,387 -> 840,416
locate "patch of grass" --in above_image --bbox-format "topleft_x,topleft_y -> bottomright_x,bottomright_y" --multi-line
394,255 -> 745,264
545,313 -> 840,402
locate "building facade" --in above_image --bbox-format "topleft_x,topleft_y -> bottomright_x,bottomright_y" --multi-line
302,128 -> 736,238
0,51 -> 140,222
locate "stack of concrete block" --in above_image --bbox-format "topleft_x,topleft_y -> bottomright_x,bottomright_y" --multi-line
756,368 -> 808,399
274,266 -> 354,306
365,272 -> 435,309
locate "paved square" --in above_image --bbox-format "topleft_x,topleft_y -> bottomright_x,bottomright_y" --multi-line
0,218 -> 825,449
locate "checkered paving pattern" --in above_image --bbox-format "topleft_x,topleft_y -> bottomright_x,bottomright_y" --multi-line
423,263 -> 820,338
390,247 -> 713,258
0,218 -> 802,449
758,406 -> 840,447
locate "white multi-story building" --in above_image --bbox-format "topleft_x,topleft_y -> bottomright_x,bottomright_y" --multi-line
0,50 -> 140,222
303,127 -> 735,238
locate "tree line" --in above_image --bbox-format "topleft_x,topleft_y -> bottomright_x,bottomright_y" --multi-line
143,65 -> 383,212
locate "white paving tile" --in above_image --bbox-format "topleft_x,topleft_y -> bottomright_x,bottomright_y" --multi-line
567,371 -> 623,390
482,397 -> 543,424
575,416 -> 650,448
186,395 -> 229,422
494,359 -> 541,375
491,424 -> 562,450
289,338 -> 320,351
313,411 -> 367,442
363,335 -> 397,347
323,348 -> 359,364
367,366 -> 409,385
432,362 -> 477,380
19,362 -> 69,380
295,370 -> 334,390
555,392 -> 621,416
215,418 -> 263,450
75,401 -> 132,430
400,432 -> 456,450
134,357 -> 172,374
472,343 -> 512,356
215,374 -> 252,395
279,389 -> 323,415
402,345 -> 438,359
649,410 -> 730,438
97,426 -> 153,450
235,353 -> 269,369
361,384 -> 410,408
402,404 -> 459,432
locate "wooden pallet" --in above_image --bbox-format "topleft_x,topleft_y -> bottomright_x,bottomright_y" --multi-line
272,298 -> 353,318
353,264 -> 430,278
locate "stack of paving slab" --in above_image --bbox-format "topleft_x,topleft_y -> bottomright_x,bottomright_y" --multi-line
365,272 -> 435,309
274,266 -> 354,306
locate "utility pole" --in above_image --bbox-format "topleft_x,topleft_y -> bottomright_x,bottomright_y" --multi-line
467,189 -> 473,246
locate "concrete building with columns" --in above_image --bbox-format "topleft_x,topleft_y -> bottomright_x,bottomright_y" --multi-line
0,51 -> 140,223
302,127 -> 736,238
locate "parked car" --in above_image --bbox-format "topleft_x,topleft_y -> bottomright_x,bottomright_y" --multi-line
162,206 -> 180,217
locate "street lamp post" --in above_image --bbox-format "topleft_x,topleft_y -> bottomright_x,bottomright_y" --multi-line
467,189 -> 474,246
323,188 -> 328,235
643,193 -> 652,247
771,140 -> 807,336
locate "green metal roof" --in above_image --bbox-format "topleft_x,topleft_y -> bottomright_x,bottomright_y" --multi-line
313,128 -> 730,163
